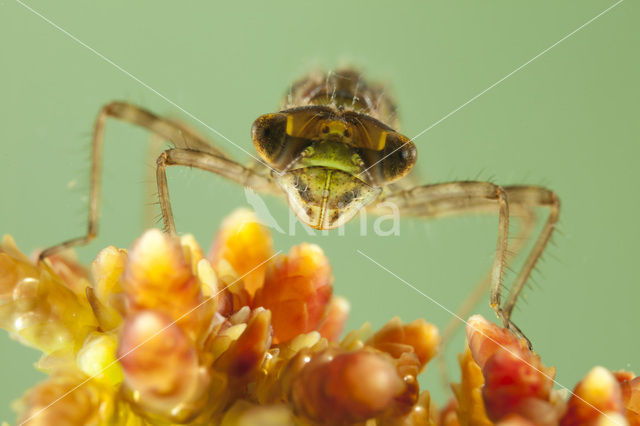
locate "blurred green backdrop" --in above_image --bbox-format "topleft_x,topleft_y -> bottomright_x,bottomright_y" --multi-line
1,0 -> 639,423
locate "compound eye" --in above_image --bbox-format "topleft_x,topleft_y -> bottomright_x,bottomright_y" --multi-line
251,113 -> 288,169
370,132 -> 417,183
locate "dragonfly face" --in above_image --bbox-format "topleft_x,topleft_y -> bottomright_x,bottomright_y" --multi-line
252,77 -> 417,230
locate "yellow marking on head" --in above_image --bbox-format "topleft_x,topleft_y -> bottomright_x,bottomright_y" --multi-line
327,120 -> 347,135
377,130 -> 387,150
286,114 -> 294,136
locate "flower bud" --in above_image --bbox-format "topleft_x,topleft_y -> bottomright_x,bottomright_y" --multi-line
210,209 -> 274,296
466,315 -> 560,424
123,230 -> 207,337
254,243 -> 332,343
118,310 -> 208,421
560,366 -> 627,426
317,296 -> 350,342
367,317 -> 440,373
17,372 -> 113,426
290,348 -> 408,423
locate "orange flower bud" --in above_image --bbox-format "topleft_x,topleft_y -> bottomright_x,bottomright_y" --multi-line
395,391 -> 435,426
42,251 -> 91,295
317,295 -> 350,342
560,366 -> 627,426
88,246 -> 127,331
123,230 -> 207,337
466,315 -> 560,424
254,243 -> 332,344
617,373 -> 640,425
210,209 -> 274,296
118,310 -> 209,421
214,308 -> 272,382
466,314 -> 530,369
367,317 -> 440,373
16,371 -> 114,426
221,400 -> 295,425
0,236 -> 97,355
497,414 -> 538,425
1,235 -> 35,299
438,398 -> 461,426
451,349 -> 492,426
290,348 -> 408,423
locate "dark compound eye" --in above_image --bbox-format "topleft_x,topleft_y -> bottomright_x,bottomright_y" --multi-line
252,113 -> 309,171
343,129 -> 351,138
359,132 -> 417,184
321,125 -> 330,134
251,113 -> 288,165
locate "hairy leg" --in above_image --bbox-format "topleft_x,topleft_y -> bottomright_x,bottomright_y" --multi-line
500,186 -> 559,319
143,133 -> 165,229
377,181 -> 559,343
39,101 -> 250,260
156,148 -> 276,234
440,203 -> 537,341
375,181 -> 513,328
436,202 -> 537,386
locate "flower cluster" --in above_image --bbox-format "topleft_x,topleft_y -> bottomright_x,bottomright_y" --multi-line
0,209 -> 638,425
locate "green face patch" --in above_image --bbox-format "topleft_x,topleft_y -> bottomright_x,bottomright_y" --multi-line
296,139 -> 364,176
275,167 -> 381,230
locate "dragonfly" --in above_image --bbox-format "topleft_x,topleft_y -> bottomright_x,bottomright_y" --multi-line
39,69 -> 559,345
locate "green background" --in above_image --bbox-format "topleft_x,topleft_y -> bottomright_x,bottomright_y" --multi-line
1,0 -> 638,423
